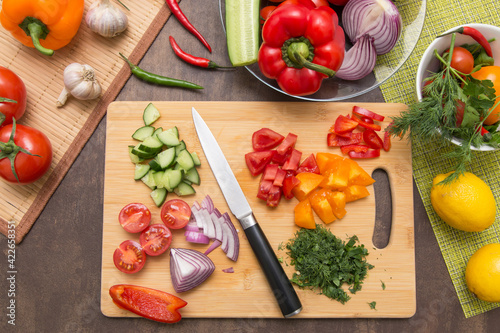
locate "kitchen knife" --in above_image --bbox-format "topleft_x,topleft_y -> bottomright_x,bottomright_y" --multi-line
191,107 -> 302,318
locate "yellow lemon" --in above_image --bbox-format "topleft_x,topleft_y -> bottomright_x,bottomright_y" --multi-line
430,172 -> 496,232
465,243 -> 500,302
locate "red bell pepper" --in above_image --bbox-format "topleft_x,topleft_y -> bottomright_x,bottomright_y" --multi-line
257,0 -> 345,96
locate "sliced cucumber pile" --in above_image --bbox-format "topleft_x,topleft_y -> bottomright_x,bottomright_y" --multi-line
129,103 -> 201,207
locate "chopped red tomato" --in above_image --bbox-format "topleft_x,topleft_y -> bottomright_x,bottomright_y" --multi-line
273,168 -> 286,186
257,177 -> 273,200
109,284 -> 187,323
266,185 -> 282,207
118,203 -> 151,234
334,115 -> 358,134
363,130 -> 384,149
296,153 -> 320,174
140,224 -> 172,256
383,131 -> 391,152
352,106 -> 385,121
282,174 -> 300,199
348,149 -> 381,159
282,149 -> 302,171
113,240 -> 146,274
352,115 -> 382,131
262,163 -> 279,180
327,132 -> 362,147
160,199 -> 192,229
252,128 -> 285,151
276,133 -> 298,155
245,150 -> 275,176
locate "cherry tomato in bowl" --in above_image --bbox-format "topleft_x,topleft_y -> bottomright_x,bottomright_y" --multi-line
113,240 -> 146,274
0,122 -> 52,184
0,66 -> 27,128
447,46 -> 474,74
118,203 -> 151,233
139,224 -> 172,256
160,199 -> 191,229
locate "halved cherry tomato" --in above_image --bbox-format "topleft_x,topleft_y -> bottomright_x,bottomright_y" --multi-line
109,284 -> 187,323
119,203 -> 151,233
363,129 -> 384,149
334,115 -> 358,134
252,128 -> 284,151
140,224 -> 172,256
447,46 -> 474,75
161,199 -> 192,229
352,106 -> 385,122
113,240 -> 146,274
296,153 -> 320,174
245,150 -> 275,176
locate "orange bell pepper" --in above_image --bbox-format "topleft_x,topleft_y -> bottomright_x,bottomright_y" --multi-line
344,185 -> 370,202
292,172 -> 324,201
345,159 -> 375,186
0,0 -> 84,56
326,191 -> 347,219
294,199 -> 316,229
309,189 -> 336,224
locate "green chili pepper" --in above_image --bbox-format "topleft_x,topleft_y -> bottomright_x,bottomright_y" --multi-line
119,53 -> 203,90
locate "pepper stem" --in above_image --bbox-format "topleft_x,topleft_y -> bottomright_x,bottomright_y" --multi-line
18,17 -> 53,56
282,37 -> 335,78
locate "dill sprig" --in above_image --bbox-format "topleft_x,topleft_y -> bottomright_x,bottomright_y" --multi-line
388,33 -> 497,183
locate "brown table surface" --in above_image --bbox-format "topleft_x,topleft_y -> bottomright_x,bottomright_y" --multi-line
1,2 -> 499,331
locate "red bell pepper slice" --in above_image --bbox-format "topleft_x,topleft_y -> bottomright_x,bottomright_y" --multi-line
340,144 -> 369,155
282,149 -> 302,171
352,115 -> 382,131
352,106 -> 385,122
348,149 -> 381,159
363,129 -> 384,149
334,115 -> 358,134
252,128 -> 285,151
245,150 -> 275,176
296,153 -> 320,174
283,174 -> 300,200
383,131 -> 391,152
327,132 -> 363,147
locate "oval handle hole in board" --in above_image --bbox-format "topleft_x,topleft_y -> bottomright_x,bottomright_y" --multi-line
372,168 -> 392,249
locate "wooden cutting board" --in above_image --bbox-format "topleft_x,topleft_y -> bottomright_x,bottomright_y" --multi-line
101,101 -> 415,319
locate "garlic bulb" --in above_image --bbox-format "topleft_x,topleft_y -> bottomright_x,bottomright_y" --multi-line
85,0 -> 128,38
56,63 -> 102,107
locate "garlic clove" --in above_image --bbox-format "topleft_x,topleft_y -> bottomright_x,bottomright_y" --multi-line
86,0 -> 128,38
57,63 -> 102,107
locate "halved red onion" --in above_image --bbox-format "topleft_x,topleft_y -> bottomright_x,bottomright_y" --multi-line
170,248 -> 215,293
336,35 -> 377,80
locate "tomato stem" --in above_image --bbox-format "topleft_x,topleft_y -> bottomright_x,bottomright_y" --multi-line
0,97 -> 17,103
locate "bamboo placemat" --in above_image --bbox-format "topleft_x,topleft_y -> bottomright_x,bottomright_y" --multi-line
379,0 -> 500,318
0,0 -> 172,243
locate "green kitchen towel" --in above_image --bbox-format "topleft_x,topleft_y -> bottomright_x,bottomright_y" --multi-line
379,0 -> 500,318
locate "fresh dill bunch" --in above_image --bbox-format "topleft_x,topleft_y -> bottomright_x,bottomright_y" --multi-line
388,33 -> 497,183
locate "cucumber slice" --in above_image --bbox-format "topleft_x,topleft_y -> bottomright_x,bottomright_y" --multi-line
148,159 -> 163,172
184,167 -> 200,185
155,147 -> 176,169
143,103 -> 161,126
132,126 -> 155,141
175,141 -> 186,155
141,170 -> 157,190
129,146 -> 144,163
151,188 -> 168,207
153,170 -> 165,188
131,143 -> 158,159
152,127 -> 163,139
138,136 -> 163,153
225,0 -> 260,66
176,149 -> 195,170
174,181 -> 196,196
134,164 -> 150,180
157,129 -> 180,147
190,151 -> 201,166
166,169 -> 183,190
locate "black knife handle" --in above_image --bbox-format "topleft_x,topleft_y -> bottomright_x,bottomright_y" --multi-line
243,222 -> 302,317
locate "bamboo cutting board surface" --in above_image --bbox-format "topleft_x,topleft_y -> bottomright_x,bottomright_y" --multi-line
101,101 -> 415,318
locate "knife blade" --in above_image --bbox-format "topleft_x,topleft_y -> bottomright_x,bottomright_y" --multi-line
192,107 -> 302,318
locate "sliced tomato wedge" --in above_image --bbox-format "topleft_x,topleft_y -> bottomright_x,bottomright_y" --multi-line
363,129 -> 384,149
113,240 -> 146,274
334,115 -> 358,134
296,153 -> 320,174
119,203 -> 151,233
352,106 -> 385,121
252,128 -> 285,151
327,132 -> 362,147
245,150 -> 275,176
282,149 -> 302,171
160,199 -> 192,229
109,284 -> 187,323
276,133 -> 298,155
348,149 -> 381,159
140,224 -> 173,256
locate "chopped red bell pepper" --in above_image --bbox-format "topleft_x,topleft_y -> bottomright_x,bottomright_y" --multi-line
340,144 -> 369,155
327,132 -> 363,147
334,115 -> 358,134
348,149 -> 381,159
383,131 -> 391,152
352,115 -> 382,131
352,106 -> 385,121
363,129 -> 384,149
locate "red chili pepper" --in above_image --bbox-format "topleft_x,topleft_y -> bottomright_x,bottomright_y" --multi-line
439,26 -> 492,57
169,36 -> 230,69
165,0 -> 211,52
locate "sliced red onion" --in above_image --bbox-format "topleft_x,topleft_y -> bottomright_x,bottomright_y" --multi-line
201,195 -> 215,213
170,248 -> 215,293
221,212 -> 239,262
185,220 -> 200,232
184,230 -> 210,244
336,35 -> 377,80
210,212 -> 223,242
342,0 -> 402,55
204,239 -> 222,256
222,267 -> 234,273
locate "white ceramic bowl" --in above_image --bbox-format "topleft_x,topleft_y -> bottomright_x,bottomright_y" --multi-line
416,23 -> 500,151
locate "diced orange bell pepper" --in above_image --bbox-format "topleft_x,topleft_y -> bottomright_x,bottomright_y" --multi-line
344,185 -> 370,202
315,152 -> 344,174
326,191 -> 347,219
292,172 -> 324,201
294,199 -> 316,229
320,160 -> 350,190
344,159 -> 375,186
309,189 -> 337,224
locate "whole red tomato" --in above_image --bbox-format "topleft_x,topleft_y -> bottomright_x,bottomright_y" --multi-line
0,66 -> 27,128
0,122 -> 52,184
447,46 -> 474,74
